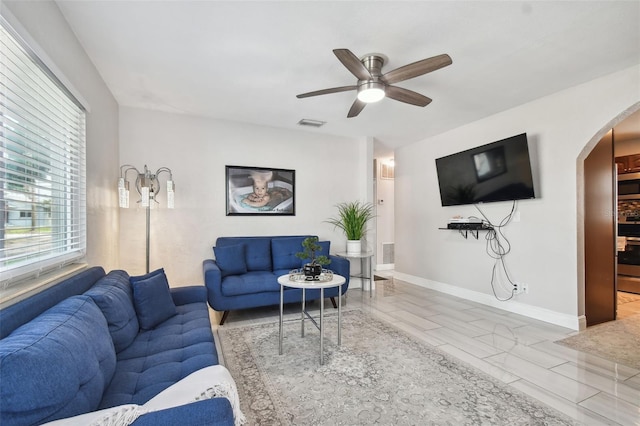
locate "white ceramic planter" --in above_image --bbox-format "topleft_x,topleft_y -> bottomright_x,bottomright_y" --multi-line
347,240 -> 361,255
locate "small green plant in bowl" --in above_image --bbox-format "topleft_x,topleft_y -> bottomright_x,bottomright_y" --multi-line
295,237 -> 331,280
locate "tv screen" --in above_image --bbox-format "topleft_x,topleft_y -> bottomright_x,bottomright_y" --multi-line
435,133 -> 536,207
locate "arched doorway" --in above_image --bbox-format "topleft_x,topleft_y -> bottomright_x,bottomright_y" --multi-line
580,102 -> 640,327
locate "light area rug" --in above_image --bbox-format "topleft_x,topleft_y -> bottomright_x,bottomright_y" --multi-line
218,310 -> 576,425
556,314 -> 640,369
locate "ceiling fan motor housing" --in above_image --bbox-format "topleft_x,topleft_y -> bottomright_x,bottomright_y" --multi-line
357,55 -> 386,102
360,55 -> 385,77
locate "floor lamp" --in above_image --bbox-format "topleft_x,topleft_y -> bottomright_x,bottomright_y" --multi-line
118,164 -> 174,273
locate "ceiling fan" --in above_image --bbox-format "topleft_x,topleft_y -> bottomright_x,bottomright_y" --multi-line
296,49 -> 452,118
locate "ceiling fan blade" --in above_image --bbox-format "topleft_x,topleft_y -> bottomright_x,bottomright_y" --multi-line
382,54 -> 452,85
333,49 -> 372,81
296,85 -> 357,98
386,86 -> 432,107
347,99 -> 366,118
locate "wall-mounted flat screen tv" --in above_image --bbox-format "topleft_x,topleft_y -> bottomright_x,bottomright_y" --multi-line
435,133 -> 536,207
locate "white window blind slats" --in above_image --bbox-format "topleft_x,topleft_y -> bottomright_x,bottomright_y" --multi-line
1,19 -> 86,286
1,206 -> 83,222
0,35 -> 79,121
1,150 -> 82,187
1,89 -> 83,150
7,196 -> 83,207
2,233 -> 84,256
1,85 -> 84,152
2,233 -> 83,255
1,190 -> 82,204
0,71 -> 80,131
1,104 -> 84,160
3,230 -> 84,244
0,223 -> 83,235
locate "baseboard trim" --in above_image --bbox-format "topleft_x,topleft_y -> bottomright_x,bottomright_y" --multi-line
376,264 -> 395,271
391,271 -> 582,331
577,315 -> 587,331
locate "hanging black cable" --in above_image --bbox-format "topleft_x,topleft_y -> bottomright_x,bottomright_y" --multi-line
474,201 -> 518,301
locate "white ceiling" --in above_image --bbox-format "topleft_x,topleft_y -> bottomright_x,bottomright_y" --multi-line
55,1 -> 639,150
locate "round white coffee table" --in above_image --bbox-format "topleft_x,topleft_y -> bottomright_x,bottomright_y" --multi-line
277,274 -> 346,365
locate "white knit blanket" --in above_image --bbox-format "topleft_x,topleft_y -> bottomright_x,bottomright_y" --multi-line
90,405 -> 144,426
43,365 -> 245,426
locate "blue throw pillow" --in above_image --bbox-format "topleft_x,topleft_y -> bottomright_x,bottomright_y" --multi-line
130,267 -> 164,283
214,244 -> 247,277
85,270 -> 139,352
130,268 -> 177,330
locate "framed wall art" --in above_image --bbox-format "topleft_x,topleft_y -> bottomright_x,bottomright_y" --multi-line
225,165 -> 295,216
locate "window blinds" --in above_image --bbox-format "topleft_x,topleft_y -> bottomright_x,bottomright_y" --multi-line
0,18 -> 86,286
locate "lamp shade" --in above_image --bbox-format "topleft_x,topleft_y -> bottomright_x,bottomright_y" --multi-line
118,165 -> 174,209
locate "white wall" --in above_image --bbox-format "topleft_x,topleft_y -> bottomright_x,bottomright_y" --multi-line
394,65 -> 640,329
118,107 -> 369,285
3,1 -> 121,271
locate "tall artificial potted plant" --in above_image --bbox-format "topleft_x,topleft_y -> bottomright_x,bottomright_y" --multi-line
296,237 -> 331,281
326,201 -> 375,254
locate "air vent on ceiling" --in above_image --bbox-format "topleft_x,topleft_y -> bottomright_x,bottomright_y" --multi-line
297,119 -> 326,128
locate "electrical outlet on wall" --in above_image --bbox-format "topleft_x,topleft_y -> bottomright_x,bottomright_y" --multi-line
513,282 -> 528,294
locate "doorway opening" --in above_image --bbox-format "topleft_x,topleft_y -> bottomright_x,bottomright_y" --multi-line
582,103 -> 640,327
614,109 -> 640,319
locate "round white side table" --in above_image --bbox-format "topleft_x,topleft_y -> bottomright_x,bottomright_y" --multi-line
277,274 -> 346,365
336,251 -> 374,297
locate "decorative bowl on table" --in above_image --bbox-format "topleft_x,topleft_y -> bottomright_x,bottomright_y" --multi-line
289,269 -> 334,282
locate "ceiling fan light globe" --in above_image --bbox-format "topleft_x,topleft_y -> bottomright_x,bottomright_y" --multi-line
357,87 -> 385,103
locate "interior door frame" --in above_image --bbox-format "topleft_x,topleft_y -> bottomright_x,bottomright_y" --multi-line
577,102 -> 640,329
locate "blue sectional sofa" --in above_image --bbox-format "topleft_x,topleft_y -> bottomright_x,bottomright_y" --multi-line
0,267 -> 238,426
204,235 -> 350,324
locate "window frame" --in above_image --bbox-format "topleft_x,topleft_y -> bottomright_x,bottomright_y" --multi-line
1,14 -> 87,291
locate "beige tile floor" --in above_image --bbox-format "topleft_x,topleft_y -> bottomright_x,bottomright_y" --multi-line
213,277 -> 640,426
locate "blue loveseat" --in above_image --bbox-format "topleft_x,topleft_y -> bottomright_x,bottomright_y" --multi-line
0,267 -> 239,426
203,235 -> 350,324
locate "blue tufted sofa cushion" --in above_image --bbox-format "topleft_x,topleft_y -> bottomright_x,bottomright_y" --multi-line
98,301 -> 218,408
215,237 -> 272,271
0,296 -> 116,426
0,267 -> 106,340
221,271 -> 281,297
214,244 -> 247,277
271,236 -> 306,270
85,270 -> 139,352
